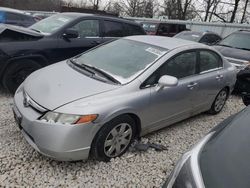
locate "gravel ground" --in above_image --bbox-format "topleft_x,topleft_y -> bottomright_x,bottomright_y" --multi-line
0,90 -> 245,187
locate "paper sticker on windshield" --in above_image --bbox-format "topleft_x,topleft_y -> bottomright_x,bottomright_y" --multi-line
146,47 -> 165,56
57,17 -> 70,22
192,35 -> 200,38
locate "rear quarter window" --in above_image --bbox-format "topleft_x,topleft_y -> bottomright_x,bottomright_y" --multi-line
124,23 -> 145,36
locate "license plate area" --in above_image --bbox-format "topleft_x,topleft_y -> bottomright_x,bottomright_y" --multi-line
13,105 -> 22,130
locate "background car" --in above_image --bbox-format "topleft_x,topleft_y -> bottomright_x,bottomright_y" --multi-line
214,30 -> 250,70
0,7 -> 36,27
141,21 -> 187,36
164,96 -> 250,188
174,31 -> 222,45
0,12 -> 146,93
13,36 -> 236,162
214,30 -> 250,93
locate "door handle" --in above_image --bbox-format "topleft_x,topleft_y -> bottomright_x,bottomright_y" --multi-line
216,75 -> 223,80
187,82 -> 198,90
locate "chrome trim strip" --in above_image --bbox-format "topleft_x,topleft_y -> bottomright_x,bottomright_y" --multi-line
23,91 -> 47,113
225,56 -> 249,64
200,67 -> 223,74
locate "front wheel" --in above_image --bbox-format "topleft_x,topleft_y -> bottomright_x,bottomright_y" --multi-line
2,59 -> 42,94
91,115 -> 136,161
208,88 -> 228,114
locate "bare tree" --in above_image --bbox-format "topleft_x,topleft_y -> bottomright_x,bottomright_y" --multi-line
89,0 -> 101,10
230,0 -> 241,22
0,0 -> 63,11
120,0 -> 146,17
104,0 -> 123,15
160,0 -> 195,20
241,0 -> 249,23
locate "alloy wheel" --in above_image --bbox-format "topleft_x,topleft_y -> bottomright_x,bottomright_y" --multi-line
104,123 -> 133,158
214,90 -> 227,112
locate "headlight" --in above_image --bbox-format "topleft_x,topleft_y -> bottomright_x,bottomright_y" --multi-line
40,111 -> 98,125
164,132 -> 215,188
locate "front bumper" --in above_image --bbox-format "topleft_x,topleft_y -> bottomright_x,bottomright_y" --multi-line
13,89 -> 101,161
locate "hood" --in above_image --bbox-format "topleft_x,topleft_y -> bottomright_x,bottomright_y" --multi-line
0,24 -> 44,42
23,61 -> 119,110
214,45 -> 250,62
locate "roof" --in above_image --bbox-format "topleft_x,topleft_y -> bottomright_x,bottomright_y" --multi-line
59,12 -> 139,26
125,35 -> 200,50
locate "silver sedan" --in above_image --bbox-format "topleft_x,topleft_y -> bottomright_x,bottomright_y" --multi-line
13,36 -> 236,161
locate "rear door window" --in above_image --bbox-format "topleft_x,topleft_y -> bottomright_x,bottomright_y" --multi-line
103,20 -> 124,37
199,50 -> 223,72
124,23 -> 145,36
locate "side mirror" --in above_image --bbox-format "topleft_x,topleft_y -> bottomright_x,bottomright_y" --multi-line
63,29 -> 79,39
242,92 -> 250,106
157,75 -> 178,90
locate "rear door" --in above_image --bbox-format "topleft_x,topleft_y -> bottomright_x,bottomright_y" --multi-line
57,19 -> 102,59
191,49 -> 225,113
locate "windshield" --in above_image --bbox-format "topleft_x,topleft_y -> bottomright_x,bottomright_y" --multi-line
218,32 -> 250,50
142,23 -> 158,32
30,14 -> 74,34
174,32 -> 202,42
75,39 -> 167,84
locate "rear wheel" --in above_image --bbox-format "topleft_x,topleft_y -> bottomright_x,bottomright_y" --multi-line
91,115 -> 136,161
208,88 -> 228,114
2,59 -> 42,94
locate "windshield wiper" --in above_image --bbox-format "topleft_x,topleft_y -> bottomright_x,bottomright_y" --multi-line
83,64 -> 121,84
69,59 -> 95,75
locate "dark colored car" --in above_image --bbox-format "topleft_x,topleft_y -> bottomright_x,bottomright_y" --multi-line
164,97 -> 250,188
174,31 -> 222,45
0,12 -> 146,93
214,30 -> 250,93
141,21 -> 186,37
0,7 -> 36,27
214,30 -> 250,69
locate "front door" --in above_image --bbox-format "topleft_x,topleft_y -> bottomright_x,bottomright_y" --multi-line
57,19 -> 103,60
143,51 -> 199,131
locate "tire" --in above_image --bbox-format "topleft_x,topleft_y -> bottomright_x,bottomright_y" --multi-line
208,88 -> 229,115
2,59 -> 42,94
91,115 -> 136,162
